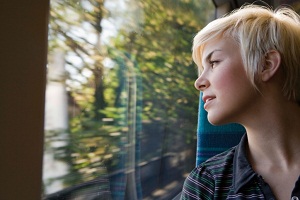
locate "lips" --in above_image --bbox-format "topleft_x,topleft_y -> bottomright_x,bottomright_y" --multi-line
202,95 -> 215,109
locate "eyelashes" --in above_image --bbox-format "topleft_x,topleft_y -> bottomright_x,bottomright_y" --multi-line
199,59 -> 221,74
209,60 -> 220,68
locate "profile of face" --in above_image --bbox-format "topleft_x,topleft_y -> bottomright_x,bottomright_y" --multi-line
194,37 -> 259,125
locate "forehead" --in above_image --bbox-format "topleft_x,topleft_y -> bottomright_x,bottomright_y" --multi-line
202,37 -> 239,62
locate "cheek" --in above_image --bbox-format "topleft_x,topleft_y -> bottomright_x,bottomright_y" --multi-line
213,71 -> 238,92
215,64 -> 249,92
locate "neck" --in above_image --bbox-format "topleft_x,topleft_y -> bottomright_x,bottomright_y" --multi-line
242,99 -> 300,168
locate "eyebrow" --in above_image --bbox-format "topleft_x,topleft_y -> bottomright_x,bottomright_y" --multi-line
198,49 -> 222,75
204,49 -> 222,63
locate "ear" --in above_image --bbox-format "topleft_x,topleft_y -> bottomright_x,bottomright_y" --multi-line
261,50 -> 281,82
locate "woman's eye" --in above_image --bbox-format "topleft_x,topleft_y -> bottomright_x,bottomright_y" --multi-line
209,60 -> 219,68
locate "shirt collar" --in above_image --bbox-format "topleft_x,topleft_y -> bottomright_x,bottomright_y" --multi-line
232,134 -> 258,193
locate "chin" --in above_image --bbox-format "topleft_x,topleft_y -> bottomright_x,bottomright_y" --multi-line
208,119 -> 226,126
207,113 -> 232,126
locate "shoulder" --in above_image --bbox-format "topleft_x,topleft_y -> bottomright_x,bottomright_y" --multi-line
181,147 -> 236,199
201,146 -> 236,172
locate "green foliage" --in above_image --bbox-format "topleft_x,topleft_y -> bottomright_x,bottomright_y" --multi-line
44,0 -> 214,195
111,0 -> 214,142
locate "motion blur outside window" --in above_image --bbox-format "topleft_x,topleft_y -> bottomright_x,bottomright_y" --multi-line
43,0 -> 214,199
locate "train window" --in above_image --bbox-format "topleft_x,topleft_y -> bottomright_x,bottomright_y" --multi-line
43,0 -> 214,199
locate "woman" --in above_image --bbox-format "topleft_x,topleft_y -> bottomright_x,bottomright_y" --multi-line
181,5 -> 300,199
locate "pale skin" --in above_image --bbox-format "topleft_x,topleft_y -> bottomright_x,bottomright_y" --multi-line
195,36 -> 300,199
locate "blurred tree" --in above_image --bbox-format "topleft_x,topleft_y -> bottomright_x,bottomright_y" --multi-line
45,0 -> 214,198
46,0 -> 118,190
49,0 -> 107,120
46,1 -> 144,196
107,0 -> 214,197
111,0 -> 214,158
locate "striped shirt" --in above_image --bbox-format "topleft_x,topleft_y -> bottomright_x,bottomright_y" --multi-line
180,135 -> 300,200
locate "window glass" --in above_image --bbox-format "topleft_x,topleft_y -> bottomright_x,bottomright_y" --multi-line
43,0 -> 214,199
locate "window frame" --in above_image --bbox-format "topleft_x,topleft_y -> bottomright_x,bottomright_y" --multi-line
0,0 -> 49,199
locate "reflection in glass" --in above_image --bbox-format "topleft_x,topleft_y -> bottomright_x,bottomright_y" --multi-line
43,0 -> 214,199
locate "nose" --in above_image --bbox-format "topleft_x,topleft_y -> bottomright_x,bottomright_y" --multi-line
194,73 -> 209,91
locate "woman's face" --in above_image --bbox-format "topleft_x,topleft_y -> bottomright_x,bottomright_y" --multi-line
194,37 -> 258,125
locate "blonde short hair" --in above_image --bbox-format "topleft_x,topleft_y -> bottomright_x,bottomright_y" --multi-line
193,5 -> 300,102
